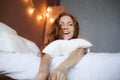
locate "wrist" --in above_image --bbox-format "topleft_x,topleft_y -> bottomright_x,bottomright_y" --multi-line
39,67 -> 49,74
62,61 -> 71,70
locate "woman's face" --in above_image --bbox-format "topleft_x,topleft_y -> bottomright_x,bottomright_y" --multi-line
59,15 -> 75,40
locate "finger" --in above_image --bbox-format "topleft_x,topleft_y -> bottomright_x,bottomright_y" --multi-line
59,74 -> 64,80
39,75 -> 46,80
56,72 -> 60,80
48,75 -> 51,80
52,74 -> 57,80
63,76 -> 66,80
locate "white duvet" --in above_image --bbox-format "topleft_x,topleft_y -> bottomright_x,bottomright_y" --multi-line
50,53 -> 120,80
0,51 -> 40,79
0,52 -> 120,80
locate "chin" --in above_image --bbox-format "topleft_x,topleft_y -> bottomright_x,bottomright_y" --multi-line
63,34 -> 73,40
63,37 -> 71,40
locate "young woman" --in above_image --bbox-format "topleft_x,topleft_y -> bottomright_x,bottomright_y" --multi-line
35,12 -> 92,80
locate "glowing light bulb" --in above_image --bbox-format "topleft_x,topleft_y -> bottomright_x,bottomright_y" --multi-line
39,15 -> 42,20
47,7 -> 52,12
28,8 -> 34,15
37,15 -> 42,21
50,18 -> 54,23
46,13 -> 49,18
23,0 -> 29,3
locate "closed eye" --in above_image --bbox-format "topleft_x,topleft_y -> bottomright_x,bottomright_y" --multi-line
59,23 -> 64,27
68,23 -> 73,26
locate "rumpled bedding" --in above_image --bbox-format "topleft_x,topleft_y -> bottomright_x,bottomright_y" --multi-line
0,51 -> 40,80
0,22 -> 120,80
0,22 -> 40,79
0,52 -> 120,80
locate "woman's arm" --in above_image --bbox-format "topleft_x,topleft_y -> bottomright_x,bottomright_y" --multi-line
50,48 -> 86,80
35,54 -> 52,80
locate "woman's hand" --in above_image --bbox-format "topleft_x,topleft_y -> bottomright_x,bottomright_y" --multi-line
50,63 -> 68,80
50,48 -> 86,80
35,54 -> 52,80
35,71 -> 49,80
73,48 -> 86,55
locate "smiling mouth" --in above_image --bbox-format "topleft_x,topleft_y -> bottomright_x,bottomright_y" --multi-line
64,32 -> 70,35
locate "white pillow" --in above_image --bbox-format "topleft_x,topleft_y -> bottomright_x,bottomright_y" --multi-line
43,38 -> 92,57
0,22 -> 17,34
67,38 -> 92,48
0,31 -> 31,53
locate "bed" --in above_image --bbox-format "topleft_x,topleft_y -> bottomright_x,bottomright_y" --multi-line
0,22 -> 120,80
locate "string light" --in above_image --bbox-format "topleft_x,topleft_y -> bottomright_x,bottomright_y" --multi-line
23,0 -> 55,22
37,14 -> 42,21
46,13 -> 49,18
23,0 -> 29,3
23,0 -> 43,21
50,18 -> 54,23
47,7 -> 52,13
46,7 -> 55,23
28,8 -> 34,15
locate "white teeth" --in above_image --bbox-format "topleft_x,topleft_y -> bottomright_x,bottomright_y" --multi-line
64,32 -> 69,34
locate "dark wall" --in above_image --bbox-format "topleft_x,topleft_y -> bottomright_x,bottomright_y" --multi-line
0,0 -> 47,49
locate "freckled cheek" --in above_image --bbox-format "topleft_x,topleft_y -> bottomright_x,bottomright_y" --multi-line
68,30 -> 74,39
71,32 -> 74,37
70,28 -> 75,35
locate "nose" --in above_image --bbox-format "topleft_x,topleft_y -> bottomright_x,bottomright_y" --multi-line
63,25 -> 68,30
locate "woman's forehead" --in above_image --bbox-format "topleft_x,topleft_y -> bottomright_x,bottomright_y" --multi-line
59,16 -> 73,23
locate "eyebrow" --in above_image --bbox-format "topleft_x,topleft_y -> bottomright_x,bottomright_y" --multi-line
67,22 -> 73,24
59,21 -> 73,24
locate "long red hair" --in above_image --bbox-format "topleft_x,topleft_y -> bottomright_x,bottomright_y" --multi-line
43,12 -> 80,50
